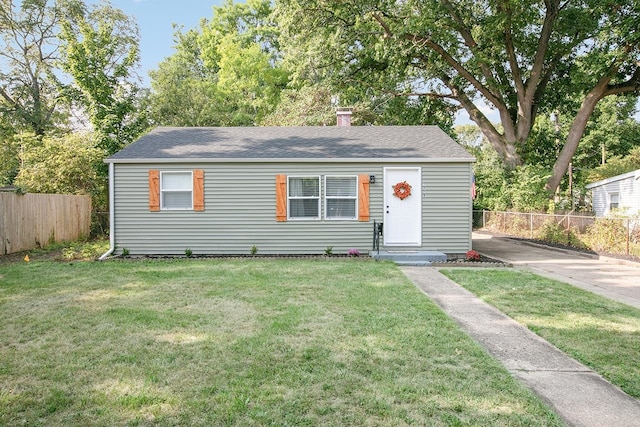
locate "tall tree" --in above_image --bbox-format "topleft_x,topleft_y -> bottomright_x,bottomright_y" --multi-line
149,26 -> 226,126
149,0 -> 288,126
58,0 -> 147,158
277,0 -> 640,193
0,0 -> 67,135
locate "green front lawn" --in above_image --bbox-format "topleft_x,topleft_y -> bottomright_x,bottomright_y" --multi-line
441,268 -> 640,399
0,259 -> 560,426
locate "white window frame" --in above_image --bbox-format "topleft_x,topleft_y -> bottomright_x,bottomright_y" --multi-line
161,171 -> 193,210
608,192 -> 619,211
287,175 -> 321,220
324,175 -> 358,220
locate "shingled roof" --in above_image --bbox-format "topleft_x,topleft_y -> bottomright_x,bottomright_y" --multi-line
106,126 -> 475,163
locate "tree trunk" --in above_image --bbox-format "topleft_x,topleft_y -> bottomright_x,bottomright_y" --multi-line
545,87 -> 606,193
545,62 -> 640,194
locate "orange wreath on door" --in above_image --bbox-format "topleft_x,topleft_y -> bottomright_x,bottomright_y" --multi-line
392,181 -> 412,200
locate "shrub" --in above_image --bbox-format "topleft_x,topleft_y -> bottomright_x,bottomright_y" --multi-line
584,218 -> 628,252
536,220 -> 586,249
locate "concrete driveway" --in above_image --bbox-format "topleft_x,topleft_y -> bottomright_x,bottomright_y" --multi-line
473,231 -> 640,309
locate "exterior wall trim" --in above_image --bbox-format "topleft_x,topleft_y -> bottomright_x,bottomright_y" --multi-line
106,157 -> 476,165
586,168 -> 640,189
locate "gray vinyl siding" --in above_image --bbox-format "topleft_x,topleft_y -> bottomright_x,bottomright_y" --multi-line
113,161 -> 472,255
590,174 -> 640,217
114,162 -> 383,256
422,163 -> 473,253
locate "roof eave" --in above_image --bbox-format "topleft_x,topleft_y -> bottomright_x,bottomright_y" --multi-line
105,157 -> 476,164
585,168 -> 640,189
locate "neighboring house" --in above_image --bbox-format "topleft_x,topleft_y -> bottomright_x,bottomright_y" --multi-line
102,117 -> 475,257
586,169 -> 640,217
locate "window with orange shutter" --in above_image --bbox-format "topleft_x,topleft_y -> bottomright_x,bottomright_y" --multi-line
148,170 -> 205,211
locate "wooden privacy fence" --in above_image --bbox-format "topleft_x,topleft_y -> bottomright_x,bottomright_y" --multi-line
0,193 -> 91,255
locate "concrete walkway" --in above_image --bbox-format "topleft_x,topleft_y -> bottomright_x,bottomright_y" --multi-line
401,267 -> 640,427
472,231 -> 640,309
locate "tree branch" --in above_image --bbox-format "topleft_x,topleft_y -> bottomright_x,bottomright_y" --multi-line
441,0 -> 504,98
524,0 -> 560,99
604,66 -> 640,96
0,87 -> 18,107
370,12 -> 504,111
499,1 -> 525,99
438,70 -> 521,168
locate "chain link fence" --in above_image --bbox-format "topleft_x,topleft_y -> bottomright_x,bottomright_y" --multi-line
474,210 -> 640,258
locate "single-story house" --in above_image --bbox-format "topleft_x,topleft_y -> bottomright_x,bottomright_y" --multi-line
586,169 -> 640,217
101,119 -> 475,258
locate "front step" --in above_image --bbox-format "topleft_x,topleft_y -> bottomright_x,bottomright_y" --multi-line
371,250 -> 447,266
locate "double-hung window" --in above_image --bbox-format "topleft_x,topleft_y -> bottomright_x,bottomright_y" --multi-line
161,171 -> 193,210
325,175 -> 357,220
288,176 -> 320,219
609,192 -> 619,211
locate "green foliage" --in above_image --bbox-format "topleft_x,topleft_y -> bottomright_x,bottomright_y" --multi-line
148,28 -> 226,126
587,146 -> 640,183
523,96 -> 640,194
576,97 -> 640,171
215,32 -> 289,124
0,130 -> 21,186
508,165 -> 552,212
324,246 -> 333,256
469,141 -> 510,211
58,0 -> 148,159
61,239 -> 110,261
261,84 -> 335,125
185,248 -> 193,258
149,0 -> 287,126
13,132 -> 102,196
250,245 -> 258,255
535,220 -> 585,248
583,218 -> 630,253
468,126 -> 554,213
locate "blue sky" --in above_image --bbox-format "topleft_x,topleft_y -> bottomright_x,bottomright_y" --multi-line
103,0 -> 224,86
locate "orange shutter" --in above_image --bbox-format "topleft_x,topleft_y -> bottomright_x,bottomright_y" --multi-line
149,170 -> 160,211
193,169 -> 204,211
358,174 -> 370,222
276,174 -> 287,222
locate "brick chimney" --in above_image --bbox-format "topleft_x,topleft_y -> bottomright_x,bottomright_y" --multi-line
336,108 -> 352,126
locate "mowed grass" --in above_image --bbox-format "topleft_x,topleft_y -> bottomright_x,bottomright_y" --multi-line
442,268 -> 640,399
0,259 -> 561,426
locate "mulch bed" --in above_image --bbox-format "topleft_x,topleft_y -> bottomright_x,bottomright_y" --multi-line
431,253 -> 509,267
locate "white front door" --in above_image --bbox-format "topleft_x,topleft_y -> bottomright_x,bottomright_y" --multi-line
384,167 -> 422,246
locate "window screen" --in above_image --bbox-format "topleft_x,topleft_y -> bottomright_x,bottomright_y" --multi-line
609,193 -> 619,211
325,176 -> 357,219
161,172 -> 193,210
288,177 -> 320,219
